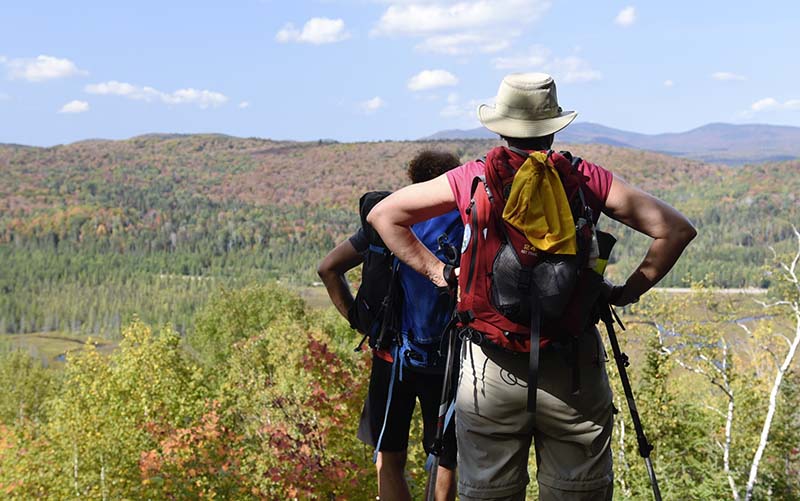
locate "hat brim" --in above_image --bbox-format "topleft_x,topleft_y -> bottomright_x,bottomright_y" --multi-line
477,105 -> 578,138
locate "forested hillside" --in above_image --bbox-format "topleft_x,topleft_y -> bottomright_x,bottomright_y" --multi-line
2,135 -> 799,499
1,134 -> 798,339
425,122 -> 800,165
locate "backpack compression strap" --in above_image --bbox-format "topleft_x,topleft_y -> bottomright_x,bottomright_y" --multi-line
528,296 -> 541,413
373,343 -> 401,463
375,259 -> 401,349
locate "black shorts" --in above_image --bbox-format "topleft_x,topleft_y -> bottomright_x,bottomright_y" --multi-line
357,353 -> 458,470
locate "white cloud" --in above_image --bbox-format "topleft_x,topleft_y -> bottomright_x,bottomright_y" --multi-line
373,1 -> 548,56
493,46 -> 602,83
615,6 -> 636,27
555,57 -> 602,83
712,71 -> 746,81
276,18 -> 351,44
360,96 -> 386,114
275,24 -> 300,43
415,33 -> 510,55
85,80 -> 228,108
408,69 -> 459,91
493,45 -> 549,70
440,94 -> 489,125
163,88 -> 228,107
739,97 -> 800,119
750,97 -> 800,112
58,100 -> 89,114
86,81 -> 160,101
238,101 -> 251,109
374,0 -> 550,36
751,98 -> 778,112
5,55 -> 86,82
664,80 -> 674,87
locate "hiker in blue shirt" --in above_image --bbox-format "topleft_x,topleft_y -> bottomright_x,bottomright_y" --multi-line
318,149 -> 463,501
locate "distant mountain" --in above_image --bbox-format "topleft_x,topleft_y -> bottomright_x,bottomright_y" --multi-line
0,142 -> 35,150
423,128 -> 496,140
423,122 -> 800,165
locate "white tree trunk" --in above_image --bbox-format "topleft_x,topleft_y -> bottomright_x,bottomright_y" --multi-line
744,310 -> 800,500
746,227 -> 800,500
725,394 -> 739,500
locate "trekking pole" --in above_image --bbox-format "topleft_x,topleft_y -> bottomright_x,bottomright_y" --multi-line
598,301 -> 663,501
425,313 -> 458,501
426,240 -> 460,501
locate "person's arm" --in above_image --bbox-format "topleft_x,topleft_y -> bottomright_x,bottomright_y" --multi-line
603,175 -> 697,305
367,174 -> 457,287
317,239 -> 363,319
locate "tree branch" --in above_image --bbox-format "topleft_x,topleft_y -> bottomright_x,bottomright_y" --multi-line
745,230 -> 800,500
704,403 -> 725,418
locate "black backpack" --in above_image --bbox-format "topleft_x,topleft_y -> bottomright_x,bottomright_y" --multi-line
347,191 -> 400,350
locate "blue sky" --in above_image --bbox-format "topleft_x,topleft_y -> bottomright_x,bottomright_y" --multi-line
1,0 -> 799,146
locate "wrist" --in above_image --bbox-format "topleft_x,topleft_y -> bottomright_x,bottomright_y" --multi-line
607,284 -> 625,305
611,283 -> 640,306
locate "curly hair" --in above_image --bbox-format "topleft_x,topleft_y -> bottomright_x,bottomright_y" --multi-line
407,149 -> 462,184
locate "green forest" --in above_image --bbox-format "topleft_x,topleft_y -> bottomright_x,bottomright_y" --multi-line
1,135 -> 797,339
1,135 -> 799,499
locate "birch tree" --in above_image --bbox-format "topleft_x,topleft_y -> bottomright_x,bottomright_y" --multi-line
742,228 -> 800,500
649,228 -> 800,500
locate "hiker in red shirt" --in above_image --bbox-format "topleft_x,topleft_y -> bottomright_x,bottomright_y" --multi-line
368,73 -> 696,500
318,150 -> 462,501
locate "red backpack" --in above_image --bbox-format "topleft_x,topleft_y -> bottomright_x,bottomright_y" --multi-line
456,146 -> 605,411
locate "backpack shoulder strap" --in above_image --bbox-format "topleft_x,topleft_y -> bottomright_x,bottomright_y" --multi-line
567,152 -> 582,169
506,145 -> 531,159
359,190 -> 392,246
564,153 -> 592,221
469,175 -> 487,199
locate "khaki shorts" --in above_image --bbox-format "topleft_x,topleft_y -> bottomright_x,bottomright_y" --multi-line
456,329 -> 614,500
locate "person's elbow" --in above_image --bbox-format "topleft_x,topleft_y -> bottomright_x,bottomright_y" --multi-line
317,254 -> 341,282
365,202 -> 386,231
317,260 -> 333,281
686,222 -> 698,242
675,218 -> 698,247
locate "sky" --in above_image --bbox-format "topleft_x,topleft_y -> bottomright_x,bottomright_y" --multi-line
1,0 -> 799,146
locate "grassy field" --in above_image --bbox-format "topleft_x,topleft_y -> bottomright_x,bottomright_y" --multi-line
3,287 -> 786,370
291,283 -> 334,310
5,332 -> 118,367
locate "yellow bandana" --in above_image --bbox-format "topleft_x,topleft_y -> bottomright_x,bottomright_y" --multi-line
502,151 -> 577,255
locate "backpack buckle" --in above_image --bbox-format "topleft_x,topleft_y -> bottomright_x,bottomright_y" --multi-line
457,310 -> 475,325
460,328 -> 484,345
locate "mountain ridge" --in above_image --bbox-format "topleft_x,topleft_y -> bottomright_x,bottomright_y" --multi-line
5,121 -> 800,165
422,122 -> 800,165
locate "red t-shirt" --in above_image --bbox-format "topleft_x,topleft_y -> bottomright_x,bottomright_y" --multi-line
446,149 -> 613,222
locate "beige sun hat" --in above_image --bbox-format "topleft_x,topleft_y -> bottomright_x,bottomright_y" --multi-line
477,73 -> 577,138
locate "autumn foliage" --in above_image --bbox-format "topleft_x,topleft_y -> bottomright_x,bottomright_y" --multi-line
139,402 -> 248,499
0,284 -> 373,499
